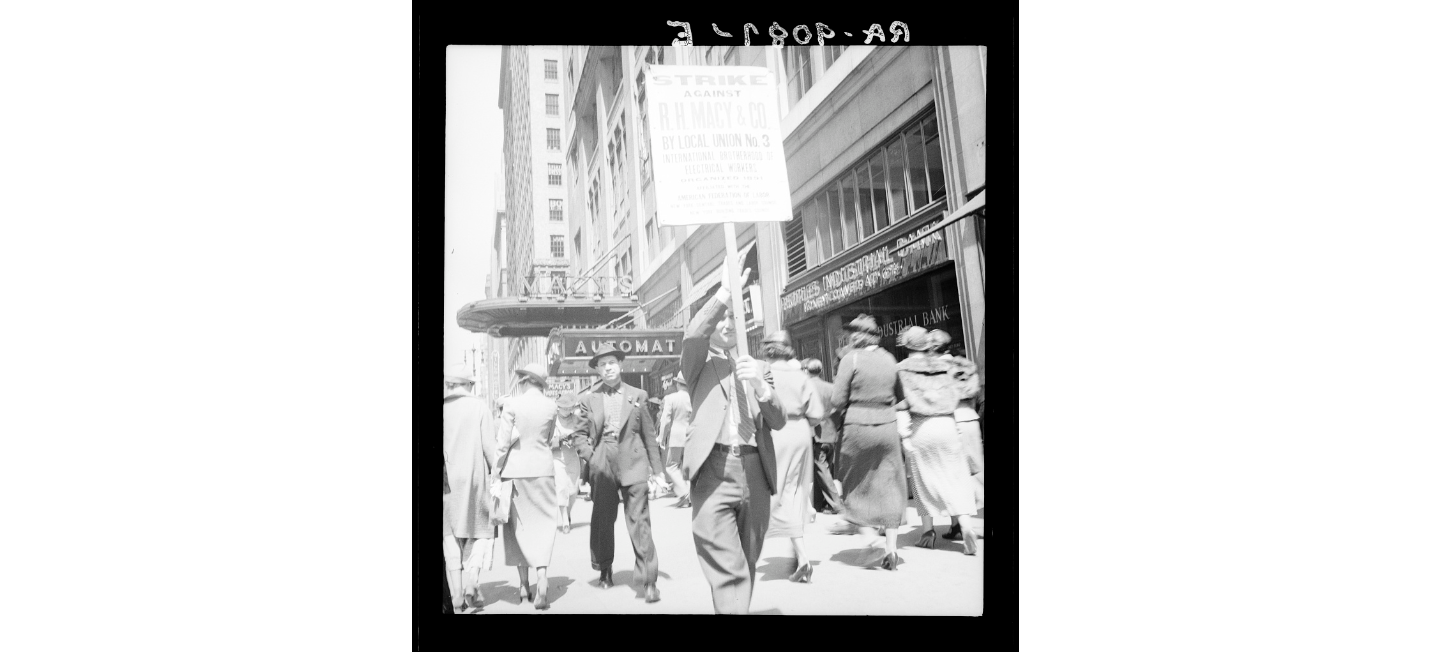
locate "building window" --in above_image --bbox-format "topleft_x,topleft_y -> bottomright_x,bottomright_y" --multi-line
551,235 -> 565,258
549,199 -> 563,221
573,231 -> 582,263
551,270 -> 567,294
645,217 -> 658,259
544,59 -> 558,81
545,94 -> 559,116
548,163 -> 562,185
783,47 -> 813,106
546,128 -> 560,150
784,109 -> 946,278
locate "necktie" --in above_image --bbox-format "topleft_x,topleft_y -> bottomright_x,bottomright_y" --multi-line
728,356 -> 756,445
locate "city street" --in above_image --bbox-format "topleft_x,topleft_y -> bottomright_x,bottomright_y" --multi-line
462,489 -> 984,615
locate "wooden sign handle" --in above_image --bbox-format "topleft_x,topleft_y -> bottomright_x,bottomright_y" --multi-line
722,222 -> 749,361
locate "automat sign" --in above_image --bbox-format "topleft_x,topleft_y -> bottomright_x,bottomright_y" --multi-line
645,65 -> 793,225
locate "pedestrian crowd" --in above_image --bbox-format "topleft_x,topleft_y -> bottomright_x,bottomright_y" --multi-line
441,267 -> 984,614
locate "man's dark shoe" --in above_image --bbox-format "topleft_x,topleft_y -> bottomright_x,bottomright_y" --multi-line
598,568 -> 614,589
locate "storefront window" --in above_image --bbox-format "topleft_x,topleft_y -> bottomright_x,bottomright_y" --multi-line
822,187 -> 843,257
904,126 -> 929,208
923,115 -> 946,201
784,109 -> 944,280
855,161 -> 875,240
839,173 -> 859,244
868,149 -> 890,231
886,136 -> 910,223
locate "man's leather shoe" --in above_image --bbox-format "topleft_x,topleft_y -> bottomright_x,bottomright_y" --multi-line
644,583 -> 660,603
598,568 -> 614,589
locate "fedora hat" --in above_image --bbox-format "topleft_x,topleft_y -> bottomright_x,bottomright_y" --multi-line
843,314 -> 880,336
587,342 -> 627,368
444,372 -> 474,385
555,392 -> 581,410
898,325 -> 934,352
762,330 -> 793,346
513,362 -> 548,387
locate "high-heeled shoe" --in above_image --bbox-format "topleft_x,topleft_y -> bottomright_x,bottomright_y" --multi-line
880,552 -> 900,571
518,584 -> 530,603
792,561 -> 813,583
962,530 -> 979,556
916,529 -> 937,549
533,579 -> 550,610
943,522 -> 962,540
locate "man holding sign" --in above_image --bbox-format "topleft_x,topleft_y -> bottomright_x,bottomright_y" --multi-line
679,266 -> 786,615
647,64 -> 793,613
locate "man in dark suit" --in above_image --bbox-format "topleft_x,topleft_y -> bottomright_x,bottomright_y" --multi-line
573,343 -> 664,603
680,267 -> 786,615
803,359 -> 845,516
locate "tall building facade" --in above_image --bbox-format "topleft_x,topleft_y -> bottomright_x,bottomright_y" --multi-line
560,44 -> 987,400
495,45 -> 570,392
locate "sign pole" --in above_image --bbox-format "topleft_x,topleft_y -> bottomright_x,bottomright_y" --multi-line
723,221 -> 749,361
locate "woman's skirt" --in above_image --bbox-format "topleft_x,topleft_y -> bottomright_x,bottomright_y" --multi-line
552,446 -> 581,509
906,414 -> 978,518
837,421 -> 907,528
958,419 -> 985,511
503,477 -> 558,567
767,417 -> 814,539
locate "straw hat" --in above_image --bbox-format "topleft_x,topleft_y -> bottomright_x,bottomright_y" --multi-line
844,314 -> 880,336
898,325 -> 934,352
513,362 -> 548,387
762,330 -> 793,346
555,392 -> 581,410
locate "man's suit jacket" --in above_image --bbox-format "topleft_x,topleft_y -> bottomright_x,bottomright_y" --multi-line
808,376 -> 842,444
658,389 -> 692,449
573,382 -> 662,487
679,295 -> 786,491
496,390 -> 557,479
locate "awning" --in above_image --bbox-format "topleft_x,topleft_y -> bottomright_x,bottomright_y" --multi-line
457,296 -> 641,338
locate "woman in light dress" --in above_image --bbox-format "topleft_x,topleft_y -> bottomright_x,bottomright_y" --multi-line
551,393 -> 584,533
762,330 -> 825,583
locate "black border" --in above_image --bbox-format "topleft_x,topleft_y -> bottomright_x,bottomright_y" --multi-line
417,7 -> 1014,644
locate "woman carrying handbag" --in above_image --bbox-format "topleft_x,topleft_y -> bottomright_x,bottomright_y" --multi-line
493,363 -> 561,611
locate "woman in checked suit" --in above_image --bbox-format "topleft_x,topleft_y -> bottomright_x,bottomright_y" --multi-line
495,363 -> 561,610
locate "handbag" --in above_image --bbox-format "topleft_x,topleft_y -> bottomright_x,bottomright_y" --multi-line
489,419 -> 516,524
489,477 -> 513,525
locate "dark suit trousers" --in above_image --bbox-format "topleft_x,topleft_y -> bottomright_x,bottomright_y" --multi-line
691,449 -> 771,615
589,462 -> 659,585
811,440 -> 843,514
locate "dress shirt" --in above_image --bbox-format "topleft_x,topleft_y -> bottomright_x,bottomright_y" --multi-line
710,348 -> 758,448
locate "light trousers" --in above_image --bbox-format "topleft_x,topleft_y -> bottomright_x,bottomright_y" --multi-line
690,449 -> 770,614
